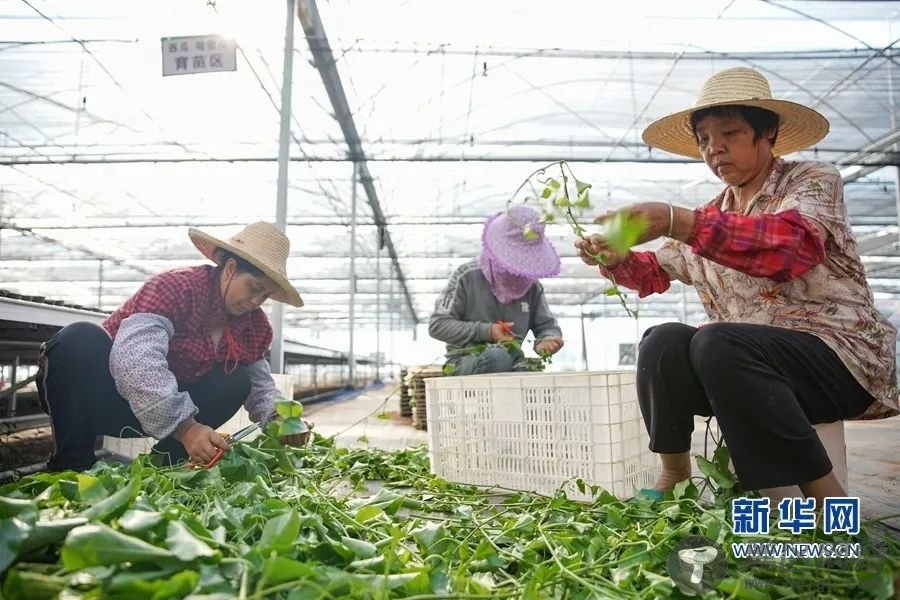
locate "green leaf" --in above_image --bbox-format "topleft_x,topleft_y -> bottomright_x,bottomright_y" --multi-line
522,225 -> 539,241
260,556 -> 317,587
354,505 -> 385,524
541,187 -> 553,199
606,506 -> 628,529
430,570 -> 451,594
602,210 -> 648,254
673,479 -> 693,500
411,522 -> 450,555
356,572 -> 424,590
2,569 -> 67,600
259,510 -> 300,554
717,577 -> 774,600
82,475 -> 139,521
575,190 -> 591,209
76,474 -> 109,504
540,211 -> 556,224
661,503 -> 680,519
61,524 -> 174,570
165,521 -> 215,561
239,444 -> 279,466
0,496 -> 36,519
275,399 -> 303,420
348,555 -> 386,571
278,417 -> 309,437
264,420 -> 282,440
105,565 -> 183,597
604,287 -> 619,296
575,179 -> 592,194
0,517 -> 32,573
858,570 -> 894,600
554,196 -> 570,208
151,569 -> 199,600
20,517 -> 87,555
546,178 -> 560,190
442,363 -> 456,376
340,536 -> 377,559
697,456 -> 736,489
119,510 -> 163,534
713,443 -> 732,472
706,519 -> 723,544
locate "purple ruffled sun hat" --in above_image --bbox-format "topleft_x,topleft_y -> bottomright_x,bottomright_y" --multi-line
481,205 -> 561,279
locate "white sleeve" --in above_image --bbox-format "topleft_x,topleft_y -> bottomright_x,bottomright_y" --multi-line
108,313 -> 198,439
244,359 -> 280,425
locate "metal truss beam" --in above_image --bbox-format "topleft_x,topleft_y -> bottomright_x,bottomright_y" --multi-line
297,0 -> 417,324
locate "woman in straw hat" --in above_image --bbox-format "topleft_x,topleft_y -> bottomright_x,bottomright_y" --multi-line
576,67 -> 898,503
36,222 -> 306,470
430,205 -> 565,374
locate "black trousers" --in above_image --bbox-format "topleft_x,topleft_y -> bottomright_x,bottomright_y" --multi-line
36,322 -> 249,471
637,322 -> 875,490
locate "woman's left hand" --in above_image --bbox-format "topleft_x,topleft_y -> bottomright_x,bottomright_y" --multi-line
535,337 -> 564,356
280,420 -> 314,447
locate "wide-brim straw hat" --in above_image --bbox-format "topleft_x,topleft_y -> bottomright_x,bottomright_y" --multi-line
188,221 -> 304,307
642,67 -> 830,159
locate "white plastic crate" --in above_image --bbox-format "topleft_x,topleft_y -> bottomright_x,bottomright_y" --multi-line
425,370 -> 660,501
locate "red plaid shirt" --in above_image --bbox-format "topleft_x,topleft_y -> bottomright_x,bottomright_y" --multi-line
602,203 -> 826,296
103,265 -> 273,382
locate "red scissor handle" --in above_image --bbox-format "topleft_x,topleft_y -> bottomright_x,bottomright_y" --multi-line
494,320 -> 513,336
203,447 -> 227,469
188,423 -> 259,470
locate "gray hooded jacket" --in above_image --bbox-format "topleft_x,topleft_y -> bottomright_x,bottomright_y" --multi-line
428,259 -> 562,357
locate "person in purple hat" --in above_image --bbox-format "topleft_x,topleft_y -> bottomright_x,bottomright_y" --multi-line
429,205 -> 565,374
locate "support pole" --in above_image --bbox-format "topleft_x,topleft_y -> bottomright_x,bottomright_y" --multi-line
97,259 -> 104,310
375,231 -> 382,383
348,162 -> 358,385
270,0 -> 297,375
8,355 -> 18,417
895,167 -> 900,246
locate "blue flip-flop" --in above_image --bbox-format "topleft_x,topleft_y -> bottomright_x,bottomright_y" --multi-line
627,488 -> 665,504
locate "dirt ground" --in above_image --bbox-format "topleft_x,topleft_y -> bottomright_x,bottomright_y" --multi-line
0,426 -> 53,472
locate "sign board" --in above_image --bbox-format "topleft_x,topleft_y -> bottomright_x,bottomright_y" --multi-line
161,34 -> 237,76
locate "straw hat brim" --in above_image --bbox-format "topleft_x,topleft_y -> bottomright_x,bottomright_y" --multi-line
642,98 -> 830,159
188,228 -> 304,307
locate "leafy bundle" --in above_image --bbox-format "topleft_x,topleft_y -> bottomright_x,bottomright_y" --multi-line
1,434 -> 896,599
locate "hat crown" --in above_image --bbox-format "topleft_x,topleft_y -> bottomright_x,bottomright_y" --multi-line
228,222 -> 290,277
481,205 -> 561,280
499,205 -> 546,240
694,67 -> 773,108
641,66 -> 829,159
188,221 -> 304,306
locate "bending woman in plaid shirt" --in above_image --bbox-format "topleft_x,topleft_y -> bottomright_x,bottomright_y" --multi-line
576,67 -> 898,504
37,222 -> 305,470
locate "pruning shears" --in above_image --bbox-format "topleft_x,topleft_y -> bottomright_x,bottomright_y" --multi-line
189,422 -> 259,470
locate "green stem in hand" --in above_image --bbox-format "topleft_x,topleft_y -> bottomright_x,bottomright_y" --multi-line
510,160 -> 640,319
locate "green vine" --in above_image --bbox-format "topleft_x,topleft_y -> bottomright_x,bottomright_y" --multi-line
442,339 -> 552,376
508,160 -> 648,319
